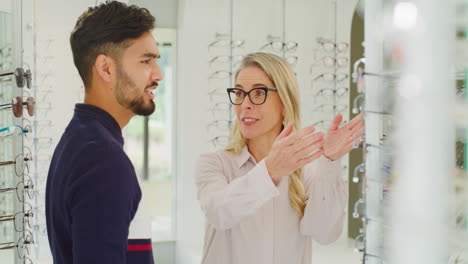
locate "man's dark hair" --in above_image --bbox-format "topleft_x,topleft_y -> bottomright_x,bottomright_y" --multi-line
70,1 -> 155,89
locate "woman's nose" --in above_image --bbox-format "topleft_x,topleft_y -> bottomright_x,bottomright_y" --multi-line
241,96 -> 254,109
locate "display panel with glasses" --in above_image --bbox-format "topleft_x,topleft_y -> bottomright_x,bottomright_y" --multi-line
0,2 -> 36,263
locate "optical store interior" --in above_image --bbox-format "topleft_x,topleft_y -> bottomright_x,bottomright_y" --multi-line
0,0 -> 467,263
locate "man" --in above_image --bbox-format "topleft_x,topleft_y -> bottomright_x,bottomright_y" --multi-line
45,2 -> 162,263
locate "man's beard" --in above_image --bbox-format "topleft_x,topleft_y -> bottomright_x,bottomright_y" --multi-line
114,65 -> 155,116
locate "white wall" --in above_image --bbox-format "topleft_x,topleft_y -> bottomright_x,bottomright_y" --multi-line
175,0 -> 360,263
0,0 -> 11,13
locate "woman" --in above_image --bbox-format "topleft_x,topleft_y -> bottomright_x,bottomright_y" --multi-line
195,52 -> 364,264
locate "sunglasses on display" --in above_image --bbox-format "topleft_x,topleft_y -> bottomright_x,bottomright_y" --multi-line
0,68 -> 32,89
0,97 -> 35,117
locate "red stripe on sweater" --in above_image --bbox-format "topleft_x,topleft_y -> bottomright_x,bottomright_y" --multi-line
128,244 -> 153,251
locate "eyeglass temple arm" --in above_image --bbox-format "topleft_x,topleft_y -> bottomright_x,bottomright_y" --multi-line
0,125 -> 28,133
0,160 -> 15,166
0,103 -> 12,109
0,242 -> 16,250
0,187 -> 16,193
0,70 -> 15,77
0,214 -> 15,221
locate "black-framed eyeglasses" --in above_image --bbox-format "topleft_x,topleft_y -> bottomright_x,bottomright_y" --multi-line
227,87 -> 278,105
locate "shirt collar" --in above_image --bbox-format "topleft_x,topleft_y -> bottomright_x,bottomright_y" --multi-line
74,103 -> 124,145
236,145 -> 256,168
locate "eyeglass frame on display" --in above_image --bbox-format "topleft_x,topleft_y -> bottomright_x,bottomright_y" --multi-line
286,56 -> 298,67
312,73 -> 349,83
0,229 -> 34,259
0,175 -> 34,203
0,68 -> 32,89
209,55 -> 243,66
208,88 -> 228,102
0,45 -> 13,57
210,101 -> 231,110
260,41 -> 298,53
0,96 -> 35,118
206,119 -> 233,133
0,147 -> 33,176
316,37 -> 349,53
208,39 -> 245,49
311,55 -> 349,69
314,87 -> 349,99
0,124 -> 31,138
0,204 -> 34,232
209,70 -> 232,80
311,119 -> 348,131
313,103 -> 348,113
210,135 -> 229,147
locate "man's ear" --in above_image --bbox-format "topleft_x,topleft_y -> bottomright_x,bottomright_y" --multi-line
94,54 -> 115,84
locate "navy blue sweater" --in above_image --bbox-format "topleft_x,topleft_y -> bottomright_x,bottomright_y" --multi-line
46,104 -> 142,264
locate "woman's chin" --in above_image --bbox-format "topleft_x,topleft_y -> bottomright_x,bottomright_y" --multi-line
241,129 -> 261,140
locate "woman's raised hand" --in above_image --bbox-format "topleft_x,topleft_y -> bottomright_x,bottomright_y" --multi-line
265,123 -> 324,185
322,114 -> 365,161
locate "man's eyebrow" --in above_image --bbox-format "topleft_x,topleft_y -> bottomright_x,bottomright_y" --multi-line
140,52 -> 160,59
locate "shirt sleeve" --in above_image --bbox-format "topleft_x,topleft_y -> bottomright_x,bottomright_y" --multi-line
68,145 -> 140,264
299,155 -> 348,244
194,152 -> 280,230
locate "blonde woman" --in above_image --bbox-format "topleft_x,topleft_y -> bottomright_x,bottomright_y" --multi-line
195,52 -> 364,264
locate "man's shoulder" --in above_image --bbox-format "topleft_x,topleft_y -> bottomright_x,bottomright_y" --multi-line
60,117 -> 123,153
65,116 -> 118,142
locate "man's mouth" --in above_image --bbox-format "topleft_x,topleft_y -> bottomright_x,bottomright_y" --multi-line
144,83 -> 158,100
144,88 -> 156,100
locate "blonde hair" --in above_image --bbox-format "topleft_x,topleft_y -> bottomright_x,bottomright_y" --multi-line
224,52 -> 306,218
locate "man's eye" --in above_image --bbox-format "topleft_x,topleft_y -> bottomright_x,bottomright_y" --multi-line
142,60 -> 151,64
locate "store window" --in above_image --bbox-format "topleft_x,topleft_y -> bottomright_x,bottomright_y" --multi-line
124,28 -> 176,241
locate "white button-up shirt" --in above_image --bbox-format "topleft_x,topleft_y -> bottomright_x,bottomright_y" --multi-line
195,146 -> 348,264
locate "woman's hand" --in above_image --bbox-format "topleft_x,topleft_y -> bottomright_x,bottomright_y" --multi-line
322,114 -> 365,161
265,123 -> 324,185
